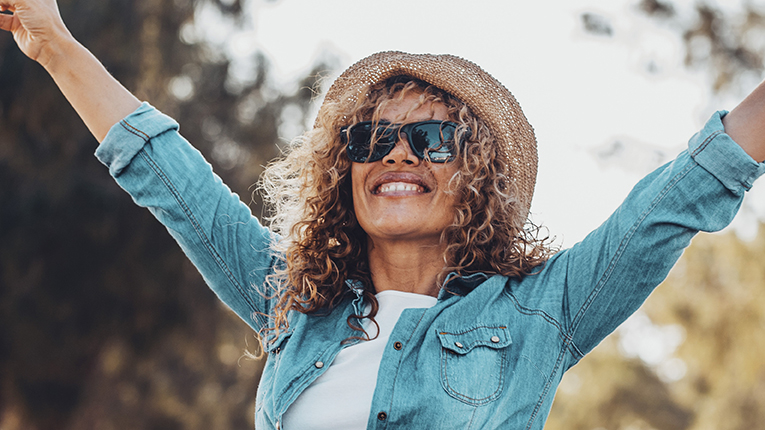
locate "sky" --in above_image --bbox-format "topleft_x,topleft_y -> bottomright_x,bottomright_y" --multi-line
201,0 -> 765,246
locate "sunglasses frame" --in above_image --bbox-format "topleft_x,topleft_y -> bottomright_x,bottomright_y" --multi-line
341,120 -> 467,163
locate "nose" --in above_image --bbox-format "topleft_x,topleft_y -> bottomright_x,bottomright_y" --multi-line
381,134 -> 420,166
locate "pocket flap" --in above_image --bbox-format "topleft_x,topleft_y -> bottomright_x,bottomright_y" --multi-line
437,325 -> 512,354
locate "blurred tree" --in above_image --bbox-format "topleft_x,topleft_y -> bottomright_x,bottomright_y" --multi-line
0,0 -> 326,429
638,0 -> 765,94
549,2 -> 765,429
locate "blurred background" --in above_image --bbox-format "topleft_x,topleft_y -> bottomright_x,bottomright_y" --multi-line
1,0 -> 764,429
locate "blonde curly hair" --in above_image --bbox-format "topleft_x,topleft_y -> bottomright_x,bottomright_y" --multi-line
259,76 -> 553,341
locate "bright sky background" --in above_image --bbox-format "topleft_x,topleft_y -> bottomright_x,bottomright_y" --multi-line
208,0 -> 765,246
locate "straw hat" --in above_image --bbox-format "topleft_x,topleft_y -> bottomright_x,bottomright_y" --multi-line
319,51 -> 538,220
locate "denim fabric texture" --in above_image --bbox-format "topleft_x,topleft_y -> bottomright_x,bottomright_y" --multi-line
96,103 -> 765,430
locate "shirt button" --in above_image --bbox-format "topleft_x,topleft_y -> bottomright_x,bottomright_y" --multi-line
377,411 -> 387,421
393,341 -> 403,350
454,341 -> 464,349
276,421 -> 280,430
490,336 -> 501,343
315,361 -> 324,369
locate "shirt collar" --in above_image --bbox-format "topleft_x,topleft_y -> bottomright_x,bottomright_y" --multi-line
438,272 -> 490,299
345,279 -> 366,315
345,272 -> 490,304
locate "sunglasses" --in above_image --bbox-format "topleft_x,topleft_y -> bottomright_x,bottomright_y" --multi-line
341,120 -> 468,163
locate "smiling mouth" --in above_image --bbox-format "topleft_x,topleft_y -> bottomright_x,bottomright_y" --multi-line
374,182 -> 428,195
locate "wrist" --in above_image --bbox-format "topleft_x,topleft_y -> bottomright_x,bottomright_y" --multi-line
37,30 -> 79,72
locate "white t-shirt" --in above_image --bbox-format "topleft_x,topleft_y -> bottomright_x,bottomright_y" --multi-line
282,290 -> 438,429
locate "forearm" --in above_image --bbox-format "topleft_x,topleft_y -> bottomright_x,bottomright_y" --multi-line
722,79 -> 765,163
41,35 -> 141,143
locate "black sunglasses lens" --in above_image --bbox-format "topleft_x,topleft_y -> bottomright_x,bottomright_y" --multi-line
409,123 -> 457,162
344,121 -> 462,163
346,122 -> 395,162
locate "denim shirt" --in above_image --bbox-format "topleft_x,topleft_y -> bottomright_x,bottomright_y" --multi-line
96,103 -> 765,430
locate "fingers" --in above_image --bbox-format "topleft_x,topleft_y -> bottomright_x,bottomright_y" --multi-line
0,2 -> 15,29
0,12 -> 12,32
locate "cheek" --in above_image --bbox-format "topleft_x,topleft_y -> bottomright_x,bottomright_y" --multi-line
350,164 -> 369,213
350,164 -> 363,197
436,166 -> 462,217
435,164 -> 460,195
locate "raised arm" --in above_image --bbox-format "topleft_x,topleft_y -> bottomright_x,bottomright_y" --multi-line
0,0 -> 140,142
2,0 -> 282,333
723,79 -> 765,163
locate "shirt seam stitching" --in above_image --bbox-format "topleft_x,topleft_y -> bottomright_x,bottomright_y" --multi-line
437,326 -> 509,352
568,159 -> 697,350
277,347 -> 333,419
691,130 -> 757,191
121,119 -> 151,141
383,309 -> 429,427
503,285 -> 584,360
526,338 -> 570,430
503,290 -> 570,342
136,149 -> 264,328
690,129 -> 722,158
440,346 -> 506,404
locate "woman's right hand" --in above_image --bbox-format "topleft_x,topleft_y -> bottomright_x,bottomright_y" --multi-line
0,0 -> 73,67
0,0 -> 140,142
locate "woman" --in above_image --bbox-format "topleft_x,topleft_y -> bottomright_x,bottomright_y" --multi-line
2,1 -> 765,429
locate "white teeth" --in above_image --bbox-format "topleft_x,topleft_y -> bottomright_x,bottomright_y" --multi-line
378,182 -> 421,193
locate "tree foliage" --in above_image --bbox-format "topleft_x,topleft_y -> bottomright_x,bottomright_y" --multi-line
638,0 -> 765,93
0,0 -> 323,428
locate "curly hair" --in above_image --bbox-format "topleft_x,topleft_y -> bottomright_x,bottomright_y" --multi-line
258,76 -> 554,342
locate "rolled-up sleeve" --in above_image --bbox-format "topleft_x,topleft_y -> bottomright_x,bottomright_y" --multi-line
689,110 -> 765,195
96,102 -> 279,333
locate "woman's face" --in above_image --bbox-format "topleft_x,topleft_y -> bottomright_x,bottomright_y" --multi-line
351,93 -> 460,246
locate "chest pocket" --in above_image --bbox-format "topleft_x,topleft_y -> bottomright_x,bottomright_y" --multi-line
437,325 -> 511,406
